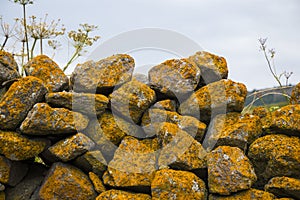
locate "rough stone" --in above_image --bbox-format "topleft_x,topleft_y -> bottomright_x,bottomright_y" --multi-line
109,79 -> 156,124
203,113 -> 262,151
96,189 -> 151,200
265,176 -> 300,199
209,188 -> 276,200
47,133 -> 95,162
103,136 -> 159,191
0,50 -> 20,87
74,150 -> 107,177
89,172 -> 106,194
252,106 -> 273,130
188,51 -> 228,86
290,82 -> 300,104
0,155 -> 28,186
151,99 -> 177,112
38,162 -> 97,200
142,109 -> 206,142
207,146 -> 257,195
24,55 -> 69,92
0,130 -> 48,161
151,169 -> 207,200
0,76 -> 47,130
0,191 -> 5,200
20,103 -> 89,135
248,134 -> 300,188
148,58 -> 201,98
85,111 -> 143,161
133,73 -> 149,85
71,54 -> 134,94
179,79 -> 247,123
46,91 -> 109,116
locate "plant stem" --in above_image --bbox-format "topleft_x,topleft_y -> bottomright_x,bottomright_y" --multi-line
63,49 -> 79,72
40,38 -> 43,55
262,49 -> 283,88
21,41 -> 25,76
22,4 -> 30,62
30,38 -> 37,59
1,36 -> 8,50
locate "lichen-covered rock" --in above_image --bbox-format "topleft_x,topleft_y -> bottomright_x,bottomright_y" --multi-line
290,82 -> 300,104
20,103 -> 89,135
109,79 -> 156,124
156,123 -> 207,173
47,133 -> 95,162
207,146 -> 257,195
151,169 -> 207,200
0,50 -> 20,87
0,155 -> 28,186
38,162 -> 97,200
0,76 -> 47,130
148,58 -> 201,98
252,106 -> 273,130
265,176 -> 300,199
46,91 -> 109,116
96,189 -> 151,200
0,130 -> 48,161
24,55 -> 69,92
74,150 -> 107,177
209,188 -> 276,200
188,51 -> 228,85
103,136 -> 159,191
179,79 -> 247,123
71,54 -> 134,94
89,172 -> 106,194
85,111 -> 143,161
203,113 -> 262,151
248,134 -> 300,188
142,109 -> 207,142
151,99 -> 177,112
0,191 -> 5,200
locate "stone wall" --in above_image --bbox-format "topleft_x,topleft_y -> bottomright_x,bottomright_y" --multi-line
0,50 -> 299,199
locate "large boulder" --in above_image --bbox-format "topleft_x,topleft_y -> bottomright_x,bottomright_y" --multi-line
24,55 -> 69,92
0,76 -> 47,130
207,146 -> 257,195
265,176 -> 300,199
96,189 -> 151,200
71,54 -> 134,94
0,50 -> 20,87
209,188 -> 276,200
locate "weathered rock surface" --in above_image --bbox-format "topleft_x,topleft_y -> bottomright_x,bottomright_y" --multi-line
109,79 -> 156,124
96,189 -> 151,200
20,103 -> 89,135
38,162 -> 97,200
71,54 -> 134,93
0,50 -> 20,87
290,82 -> 300,104
24,55 -> 69,92
0,76 -> 47,130
46,91 -> 109,116
47,133 -> 95,162
179,79 -> 247,122
265,176 -> 300,199
148,58 -> 201,97
188,51 -> 228,86
0,183 -> 4,191
151,169 -> 207,199
248,134 -> 300,188
151,99 -> 177,111
207,146 -> 257,195
209,188 -> 276,200
103,136 -> 159,191
0,155 -> 28,186
89,172 -> 106,194
142,109 -> 206,141
0,130 -> 48,161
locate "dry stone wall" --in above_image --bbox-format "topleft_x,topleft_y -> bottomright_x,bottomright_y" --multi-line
0,50 -> 300,199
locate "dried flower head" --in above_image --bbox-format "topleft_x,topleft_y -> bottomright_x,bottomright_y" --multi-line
10,0 -> 34,5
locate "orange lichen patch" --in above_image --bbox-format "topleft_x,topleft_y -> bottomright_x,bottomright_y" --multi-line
265,176 -> 300,199
103,136 -> 159,189
24,55 -> 69,92
109,79 -> 156,124
290,82 -> 300,104
252,106 -> 273,130
0,76 -> 47,130
151,99 -> 177,112
20,103 -> 89,135
46,91 -> 109,116
39,162 -> 97,200
151,169 -> 207,200
89,172 -> 106,194
209,188 -> 276,200
179,79 -> 247,123
0,130 -> 48,161
188,51 -> 228,85
48,133 -> 95,162
207,146 -> 257,195
148,58 -> 201,97
70,54 -> 134,93
0,191 -> 5,200
0,50 -> 18,71
96,189 -> 151,200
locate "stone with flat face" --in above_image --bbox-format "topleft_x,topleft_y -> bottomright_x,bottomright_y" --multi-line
265,176 -> 300,199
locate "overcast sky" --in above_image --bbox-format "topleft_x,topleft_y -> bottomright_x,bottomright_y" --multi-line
1,0 -> 299,90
